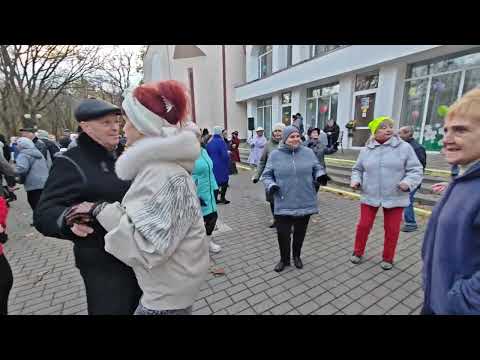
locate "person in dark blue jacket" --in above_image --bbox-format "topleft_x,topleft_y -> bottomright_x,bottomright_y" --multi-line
399,126 -> 427,232
422,88 -> 480,315
206,125 -> 230,204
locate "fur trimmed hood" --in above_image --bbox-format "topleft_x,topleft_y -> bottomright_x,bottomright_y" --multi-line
115,130 -> 200,180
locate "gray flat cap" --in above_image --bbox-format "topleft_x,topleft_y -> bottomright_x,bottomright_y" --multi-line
74,98 -> 121,122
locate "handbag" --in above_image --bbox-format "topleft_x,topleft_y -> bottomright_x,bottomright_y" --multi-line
0,232 -> 7,244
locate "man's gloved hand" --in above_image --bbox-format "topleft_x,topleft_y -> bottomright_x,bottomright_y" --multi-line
316,174 -> 331,186
64,201 -> 108,227
252,178 -> 259,184
199,197 -> 207,207
64,202 -> 95,227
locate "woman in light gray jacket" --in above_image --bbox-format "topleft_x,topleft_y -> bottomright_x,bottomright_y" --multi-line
350,117 -> 423,270
15,137 -> 49,211
261,126 -> 327,272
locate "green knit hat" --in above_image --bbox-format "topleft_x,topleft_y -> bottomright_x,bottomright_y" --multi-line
368,116 -> 394,135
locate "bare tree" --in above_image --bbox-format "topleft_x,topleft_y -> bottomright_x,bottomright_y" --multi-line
0,45 -> 102,133
98,47 -> 134,106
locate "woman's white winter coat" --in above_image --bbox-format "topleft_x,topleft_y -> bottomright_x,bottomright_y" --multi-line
96,130 -> 209,311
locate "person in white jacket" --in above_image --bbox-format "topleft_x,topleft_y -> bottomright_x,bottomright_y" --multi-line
66,80 -> 209,315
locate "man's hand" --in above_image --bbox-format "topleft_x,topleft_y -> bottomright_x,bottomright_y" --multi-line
350,182 -> 361,190
71,223 -> 94,237
398,182 -> 410,192
65,202 -> 96,226
432,182 -> 448,194
252,178 -> 259,184
0,224 -> 4,233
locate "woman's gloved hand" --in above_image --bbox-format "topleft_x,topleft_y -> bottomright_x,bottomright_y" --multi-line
316,174 -> 331,186
268,185 -> 280,197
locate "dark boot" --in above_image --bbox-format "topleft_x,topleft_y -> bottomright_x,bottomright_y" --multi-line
214,189 -> 220,204
274,261 -> 286,272
293,257 -> 303,269
219,185 -> 230,205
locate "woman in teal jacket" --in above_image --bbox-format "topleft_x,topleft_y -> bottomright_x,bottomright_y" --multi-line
192,127 -> 222,254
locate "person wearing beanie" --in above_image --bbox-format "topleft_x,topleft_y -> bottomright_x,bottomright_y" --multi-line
422,88 -> 480,315
206,125 -> 231,204
36,129 -> 60,166
247,127 -> 267,167
188,122 -> 222,254
350,116 -> 423,271
305,127 -> 335,192
15,137 -> 49,215
253,122 -> 285,228
260,125 -> 327,272
60,80 -> 209,315
33,97 -> 142,315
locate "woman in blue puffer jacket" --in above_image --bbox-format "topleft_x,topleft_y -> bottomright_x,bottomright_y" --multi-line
261,126 -> 327,272
190,124 -> 222,254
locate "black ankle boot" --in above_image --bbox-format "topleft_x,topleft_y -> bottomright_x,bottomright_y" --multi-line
274,261 -> 286,272
294,257 -> 303,269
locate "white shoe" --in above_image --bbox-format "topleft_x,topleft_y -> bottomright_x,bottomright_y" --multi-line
209,241 -> 221,253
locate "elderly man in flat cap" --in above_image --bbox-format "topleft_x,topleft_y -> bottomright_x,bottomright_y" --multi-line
34,98 -> 142,315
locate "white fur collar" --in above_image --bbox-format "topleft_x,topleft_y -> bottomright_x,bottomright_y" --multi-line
115,130 -> 200,180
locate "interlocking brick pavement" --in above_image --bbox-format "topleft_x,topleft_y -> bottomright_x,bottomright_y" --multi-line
4,168 -> 428,315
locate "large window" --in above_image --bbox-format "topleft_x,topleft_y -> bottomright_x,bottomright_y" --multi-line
258,45 -> 273,78
281,92 -> 292,126
257,98 -> 272,138
400,49 -> 480,151
306,83 -> 339,130
309,45 -> 342,58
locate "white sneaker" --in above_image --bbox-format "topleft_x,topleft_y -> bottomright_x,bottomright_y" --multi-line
209,241 -> 221,253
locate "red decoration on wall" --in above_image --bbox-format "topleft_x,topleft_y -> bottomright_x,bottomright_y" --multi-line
319,105 -> 328,114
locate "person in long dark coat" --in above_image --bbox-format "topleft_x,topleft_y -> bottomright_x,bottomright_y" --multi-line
206,126 -> 230,204
33,98 -> 142,315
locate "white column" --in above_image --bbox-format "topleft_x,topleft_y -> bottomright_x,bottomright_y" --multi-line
375,63 -> 407,128
272,94 -> 281,126
291,88 -> 302,116
337,74 -> 355,149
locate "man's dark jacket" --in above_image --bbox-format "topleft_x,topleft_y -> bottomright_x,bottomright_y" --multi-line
33,132 -> 130,249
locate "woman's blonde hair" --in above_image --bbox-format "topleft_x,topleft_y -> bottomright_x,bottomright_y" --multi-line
446,88 -> 480,122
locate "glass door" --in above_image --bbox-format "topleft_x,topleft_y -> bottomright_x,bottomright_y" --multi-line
352,92 -> 376,147
317,96 -> 330,130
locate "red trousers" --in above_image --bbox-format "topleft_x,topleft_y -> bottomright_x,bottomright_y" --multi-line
353,204 -> 403,263
0,197 -> 8,256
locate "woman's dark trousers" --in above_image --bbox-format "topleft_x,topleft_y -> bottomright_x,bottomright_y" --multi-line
274,215 -> 311,264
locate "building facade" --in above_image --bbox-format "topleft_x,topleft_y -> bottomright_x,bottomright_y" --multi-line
235,45 -> 480,151
143,45 -> 248,138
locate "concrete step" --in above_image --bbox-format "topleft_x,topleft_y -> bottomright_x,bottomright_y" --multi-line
325,164 -> 444,196
327,174 -> 438,207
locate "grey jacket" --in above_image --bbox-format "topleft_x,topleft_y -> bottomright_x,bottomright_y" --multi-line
254,138 -> 281,181
15,138 -> 49,191
261,144 -> 325,216
351,135 -> 423,208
